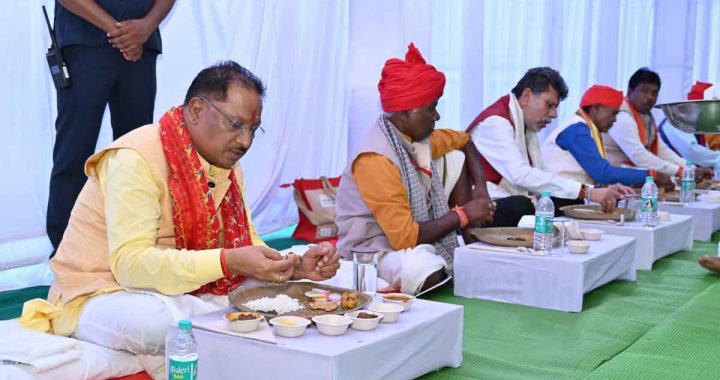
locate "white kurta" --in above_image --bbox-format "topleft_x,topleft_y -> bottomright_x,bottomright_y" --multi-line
542,114 -> 594,185
470,93 -> 582,199
603,98 -> 684,176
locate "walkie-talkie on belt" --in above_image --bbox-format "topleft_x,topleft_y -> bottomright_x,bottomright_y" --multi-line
43,5 -> 71,89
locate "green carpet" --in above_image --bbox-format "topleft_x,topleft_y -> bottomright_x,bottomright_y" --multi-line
585,278 -> 720,379
422,237 -> 720,379
261,225 -> 307,251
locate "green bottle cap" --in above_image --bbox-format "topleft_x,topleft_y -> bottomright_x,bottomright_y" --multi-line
178,319 -> 192,330
646,176 -> 653,182
541,191 -> 551,197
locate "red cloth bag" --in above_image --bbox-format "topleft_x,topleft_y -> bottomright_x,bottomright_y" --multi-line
281,176 -> 341,243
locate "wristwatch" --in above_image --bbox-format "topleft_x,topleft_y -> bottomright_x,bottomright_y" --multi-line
582,184 -> 595,204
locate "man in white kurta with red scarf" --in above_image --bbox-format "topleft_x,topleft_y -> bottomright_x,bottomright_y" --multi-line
603,67 -> 712,181
20,62 -> 340,378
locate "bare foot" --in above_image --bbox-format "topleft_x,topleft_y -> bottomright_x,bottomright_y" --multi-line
420,269 -> 447,293
698,256 -> 720,273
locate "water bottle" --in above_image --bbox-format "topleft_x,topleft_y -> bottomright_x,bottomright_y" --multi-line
167,320 -> 198,380
714,157 -> 720,180
680,160 -> 696,204
533,191 -> 555,254
640,176 -> 659,227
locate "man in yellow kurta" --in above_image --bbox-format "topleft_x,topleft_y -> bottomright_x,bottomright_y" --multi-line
21,61 -> 340,377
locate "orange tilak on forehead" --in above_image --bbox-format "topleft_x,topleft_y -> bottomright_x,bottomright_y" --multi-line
251,107 -> 259,123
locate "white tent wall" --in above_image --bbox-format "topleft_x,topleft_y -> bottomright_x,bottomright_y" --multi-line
1,0 -> 718,290
0,0 -> 353,290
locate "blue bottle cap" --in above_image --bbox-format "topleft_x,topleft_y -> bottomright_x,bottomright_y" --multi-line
646,176 -> 654,182
178,320 -> 192,330
541,191 -> 551,197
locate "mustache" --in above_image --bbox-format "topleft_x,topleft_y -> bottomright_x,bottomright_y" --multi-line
230,147 -> 248,156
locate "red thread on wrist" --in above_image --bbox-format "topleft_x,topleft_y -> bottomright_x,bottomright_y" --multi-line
220,249 -> 231,277
452,205 -> 469,229
648,169 -> 657,179
578,185 -> 587,200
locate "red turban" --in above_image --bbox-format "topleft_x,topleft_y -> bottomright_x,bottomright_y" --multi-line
688,81 -> 712,100
580,85 -> 623,109
378,43 -> 446,112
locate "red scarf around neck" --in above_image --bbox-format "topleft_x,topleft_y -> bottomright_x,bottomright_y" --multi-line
626,97 -> 659,155
159,106 -> 252,295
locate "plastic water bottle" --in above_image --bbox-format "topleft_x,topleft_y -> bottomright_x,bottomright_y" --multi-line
167,320 -> 198,380
680,160 -> 696,204
533,191 -> 555,254
714,158 -> 720,180
640,176 -> 659,227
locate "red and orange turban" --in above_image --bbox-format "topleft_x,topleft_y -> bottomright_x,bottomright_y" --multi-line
378,43 -> 446,112
580,85 -> 624,109
687,81 -> 712,100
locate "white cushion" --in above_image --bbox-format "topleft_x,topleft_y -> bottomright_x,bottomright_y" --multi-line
0,320 -> 142,380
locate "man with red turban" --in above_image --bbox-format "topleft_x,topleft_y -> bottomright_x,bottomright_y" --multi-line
543,85 -> 674,194
658,81 -> 720,167
688,81 -> 714,100
335,43 -> 495,295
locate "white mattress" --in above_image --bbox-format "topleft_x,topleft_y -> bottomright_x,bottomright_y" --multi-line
0,320 -> 142,380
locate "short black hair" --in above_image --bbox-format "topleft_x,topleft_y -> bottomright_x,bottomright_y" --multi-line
511,67 -> 568,101
628,67 -> 661,91
184,61 -> 265,105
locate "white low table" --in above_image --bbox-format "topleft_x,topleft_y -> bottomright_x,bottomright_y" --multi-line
659,200 -> 720,241
576,214 -> 694,270
454,235 -> 637,312
177,299 -> 463,380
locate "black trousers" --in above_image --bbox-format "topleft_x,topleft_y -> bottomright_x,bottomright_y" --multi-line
485,195 -> 535,227
47,45 -> 158,251
551,197 -> 584,216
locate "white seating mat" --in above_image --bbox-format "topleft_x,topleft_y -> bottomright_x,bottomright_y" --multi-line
0,320 -> 142,380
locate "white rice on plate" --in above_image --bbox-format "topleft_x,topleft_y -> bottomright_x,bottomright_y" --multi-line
243,294 -> 304,314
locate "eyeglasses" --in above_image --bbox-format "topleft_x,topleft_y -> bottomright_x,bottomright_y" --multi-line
197,97 -> 265,138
